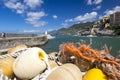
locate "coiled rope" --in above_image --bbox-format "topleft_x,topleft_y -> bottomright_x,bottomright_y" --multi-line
0,48 -> 28,59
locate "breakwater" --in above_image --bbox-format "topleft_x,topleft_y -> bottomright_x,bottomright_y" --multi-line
0,35 -> 48,53
0,33 -> 38,38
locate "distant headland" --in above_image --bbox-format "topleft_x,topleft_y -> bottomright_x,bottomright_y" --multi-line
49,12 -> 120,37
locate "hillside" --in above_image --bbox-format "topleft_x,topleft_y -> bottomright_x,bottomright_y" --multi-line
50,22 -> 94,35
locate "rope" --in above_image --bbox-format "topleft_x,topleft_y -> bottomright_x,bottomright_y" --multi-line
0,71 -> 11,80
0,48 -> 28,59
0,71 -> 17,80
48,51 -> 62,66
48,55 -> 55,60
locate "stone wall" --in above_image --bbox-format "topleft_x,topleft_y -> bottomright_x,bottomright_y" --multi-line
0,33 -> 38,38
0,36 -> 48,50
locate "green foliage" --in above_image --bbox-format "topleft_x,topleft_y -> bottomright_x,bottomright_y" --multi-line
107,26 -> 120,35
114,26 -> 120,35
115,29 -> 120,35
64,22 -> 94,34
106,26 -> 114,30
50,22 -> 94,35
107,26 -> 120,29
70,22 -> 93,29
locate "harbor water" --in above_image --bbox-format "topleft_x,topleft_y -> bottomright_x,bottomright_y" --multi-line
40,35 -> 120,57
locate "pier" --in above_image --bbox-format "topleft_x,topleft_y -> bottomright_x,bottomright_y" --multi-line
0,34 -> 48,54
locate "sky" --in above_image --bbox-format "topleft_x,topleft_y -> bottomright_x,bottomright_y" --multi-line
0,0 -> 120,33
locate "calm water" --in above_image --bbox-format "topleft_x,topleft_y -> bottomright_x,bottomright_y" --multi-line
40,35 -> 120,57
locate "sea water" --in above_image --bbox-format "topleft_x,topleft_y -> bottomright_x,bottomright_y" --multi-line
40,35 -> 120,57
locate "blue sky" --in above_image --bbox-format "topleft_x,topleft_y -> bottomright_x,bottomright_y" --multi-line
0,0 -> 120,33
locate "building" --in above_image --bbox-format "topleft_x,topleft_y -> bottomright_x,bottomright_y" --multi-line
110,12 -> 120,26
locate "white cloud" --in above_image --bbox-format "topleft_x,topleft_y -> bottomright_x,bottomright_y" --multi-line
74,12 -> 97,22
93,5 -> 101,10
2,0 -> 47,27
24,0 -> 43,9
98,6 -> 120,20
4,0 -> 26,14
53,15 -> 58,19
27,11 -> 46,21
61,23 -> 68,27
93,0 -> 102,5
62,12 -> 97,27
87,0 -> 92,5
3,0 -> 44,14
65,12 -> 97,23
65,19 -> 73,23
104,6 -> 120,16
23,29 -> 40,33
87,0 -> 102,5
26,11 -> 47,27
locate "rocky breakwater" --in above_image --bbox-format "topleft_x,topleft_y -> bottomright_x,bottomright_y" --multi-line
0,35 -> 48,53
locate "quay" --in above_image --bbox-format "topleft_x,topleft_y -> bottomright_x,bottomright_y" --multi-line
0,34 -> 48,54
